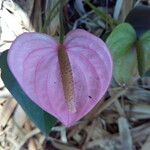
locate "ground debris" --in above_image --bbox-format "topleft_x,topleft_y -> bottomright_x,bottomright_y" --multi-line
0,0 -> 150,150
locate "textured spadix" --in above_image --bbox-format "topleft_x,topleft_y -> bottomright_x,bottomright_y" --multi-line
8,29 -> 113,127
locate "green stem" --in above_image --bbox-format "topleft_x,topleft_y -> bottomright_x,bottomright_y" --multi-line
59,0 -> 65,44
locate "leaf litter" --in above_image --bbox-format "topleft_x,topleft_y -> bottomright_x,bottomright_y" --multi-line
0,0 -> 150,150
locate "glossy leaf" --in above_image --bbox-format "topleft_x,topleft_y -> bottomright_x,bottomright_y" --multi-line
8,29 -> 113,127
106,23 -> 137,85
136,31 -> 150,76
125,5 -> 150,37
0,51 -> 57,135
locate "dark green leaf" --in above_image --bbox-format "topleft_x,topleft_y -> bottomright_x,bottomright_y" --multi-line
125,5 -> 150,37
0,50 -> 57,135
106,23 -> 137,85
136,31 -> 150,76
101,31 -> 111,41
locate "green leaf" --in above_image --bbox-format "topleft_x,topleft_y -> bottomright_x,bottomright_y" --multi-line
125,5 -> 150,38
136,31 -> 150,76
106,23 -> 137,85
0,50 -> 57,135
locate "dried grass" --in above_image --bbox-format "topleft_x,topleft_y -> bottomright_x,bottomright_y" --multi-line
0,0 -> 150,150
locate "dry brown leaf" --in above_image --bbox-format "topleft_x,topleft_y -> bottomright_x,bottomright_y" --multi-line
45,0 -> 60,35
120,0 -> 133,20
31,0 -> 42,31
0,0 -> 34,52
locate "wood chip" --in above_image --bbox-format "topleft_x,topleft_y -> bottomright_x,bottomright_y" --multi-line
25,121 -> 37,150
13,105 -> 27,128
0,98 -> 17,128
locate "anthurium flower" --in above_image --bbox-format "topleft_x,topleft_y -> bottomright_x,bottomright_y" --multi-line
7,29 -> 113,127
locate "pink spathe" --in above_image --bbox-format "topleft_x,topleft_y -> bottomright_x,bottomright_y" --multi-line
7,29 -> 113,127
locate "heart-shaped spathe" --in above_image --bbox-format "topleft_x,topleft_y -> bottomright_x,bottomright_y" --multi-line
7,29 -> 113,127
